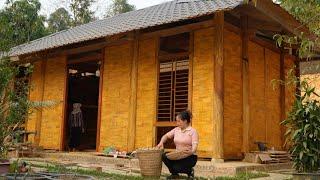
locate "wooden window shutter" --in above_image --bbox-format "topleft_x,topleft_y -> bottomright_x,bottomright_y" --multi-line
157,58 -> 189,122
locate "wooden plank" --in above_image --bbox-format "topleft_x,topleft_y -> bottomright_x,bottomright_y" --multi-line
140,20 -> 214,40
241,15 -> 250,154
212,12 -> 224,160
128,32 -> 139,152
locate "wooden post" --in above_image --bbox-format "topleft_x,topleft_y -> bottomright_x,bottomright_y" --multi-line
128,31 -> 139,151
241,15 -> 250,153
279,49 -> 285,147
188,32 -> 194,111
212,11 -> 224,161
34,58 -> 47,145
96,49 -> 105,151
60,55 -> 68,151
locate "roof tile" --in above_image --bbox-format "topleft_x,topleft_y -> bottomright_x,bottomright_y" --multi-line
10,0 -> 243,56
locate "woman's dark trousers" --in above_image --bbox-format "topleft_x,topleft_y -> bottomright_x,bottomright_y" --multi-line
162,153 -> 197,176
69,127 -> 81,148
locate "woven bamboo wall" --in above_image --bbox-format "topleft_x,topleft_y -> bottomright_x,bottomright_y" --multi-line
223,29 -> 243,159
39,56 -> 66,149
247,41 -> 282,151
26,60 -> 44,142
248,41 -> 266,151
135,38 -> 158,148
192,27 -> 214,155
265,49 -> 281,149
99,42 -> 133,151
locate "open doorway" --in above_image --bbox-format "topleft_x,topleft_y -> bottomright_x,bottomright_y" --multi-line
65,50 -> 102,151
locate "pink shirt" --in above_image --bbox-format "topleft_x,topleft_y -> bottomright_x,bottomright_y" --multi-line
166,126 -> 199,153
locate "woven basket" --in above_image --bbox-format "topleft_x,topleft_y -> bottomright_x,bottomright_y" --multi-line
166,150 -> 189,160
136,148 -> 163,178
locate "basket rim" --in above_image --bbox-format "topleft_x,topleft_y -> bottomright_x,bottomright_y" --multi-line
136,149 -> 164,153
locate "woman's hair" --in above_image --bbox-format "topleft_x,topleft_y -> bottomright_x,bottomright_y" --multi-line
177,110 -> 192,123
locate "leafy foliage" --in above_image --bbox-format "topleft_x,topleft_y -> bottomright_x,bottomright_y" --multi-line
281,70 -> 320,173
70,0 -> 96,26
105,0 -> 136,17
48,7 -> 72,33
0,58 -> 32,157
273,0 -> 320,59
0,0 -> 48,52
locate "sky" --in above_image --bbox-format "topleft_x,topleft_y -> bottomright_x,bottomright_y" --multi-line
0,0 -> 170,18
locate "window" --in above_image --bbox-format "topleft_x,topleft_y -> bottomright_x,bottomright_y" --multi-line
157,59 -> 189,122
156,33 -> 190,148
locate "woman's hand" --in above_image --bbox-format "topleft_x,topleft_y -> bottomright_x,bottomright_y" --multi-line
183,149 -> 193,156
156,142 -> 164,149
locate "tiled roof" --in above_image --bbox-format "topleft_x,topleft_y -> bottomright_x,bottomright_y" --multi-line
10,0 -> 243,56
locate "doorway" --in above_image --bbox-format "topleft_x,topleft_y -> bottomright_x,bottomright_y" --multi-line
65,50 -> 102,151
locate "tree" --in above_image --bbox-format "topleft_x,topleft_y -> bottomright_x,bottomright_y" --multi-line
0,58 -> 31,157
48,7 -> 72,33
0,0 -> 48,52
105,0 -> 136,17
70,0 -> 95,26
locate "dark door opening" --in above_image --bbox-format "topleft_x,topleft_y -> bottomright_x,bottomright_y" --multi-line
65,51 -> 101,151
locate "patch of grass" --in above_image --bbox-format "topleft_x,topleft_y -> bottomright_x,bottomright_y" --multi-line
31,163 -> 144,180
215,171 -> 269,180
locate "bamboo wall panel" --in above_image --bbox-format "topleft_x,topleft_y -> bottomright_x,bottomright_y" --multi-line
135,38 -> 158,148
39,56 -> 66,149
284,56 -> 296,117
100,42 -> 133,151
265,49 -> 282,149
248,41 -> 266,151
193,27 -> 214,154
26,61 -> 44,142
223,29 -> 243,159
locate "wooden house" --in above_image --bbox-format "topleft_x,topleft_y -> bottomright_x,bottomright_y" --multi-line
10,0 -> 311,160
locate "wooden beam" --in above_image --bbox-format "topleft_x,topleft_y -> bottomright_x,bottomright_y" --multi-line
128,32 -> 139,151
248,18 -> 282,32
158,52 -> 189,61
250,36 -> 280,53
212,12 -> 224,161
140,20 -> 214,40
67,54 -> 102,64
18,38 -> 133,63
241,14 -> 250,154
252,0 -> 316,40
